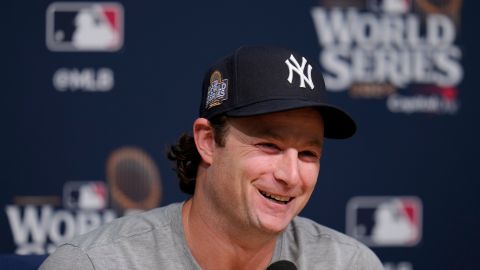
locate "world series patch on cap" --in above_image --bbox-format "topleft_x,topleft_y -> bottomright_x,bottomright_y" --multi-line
199,46 -> 357,139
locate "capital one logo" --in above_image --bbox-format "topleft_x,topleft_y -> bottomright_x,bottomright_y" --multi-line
285,55 -> 315,89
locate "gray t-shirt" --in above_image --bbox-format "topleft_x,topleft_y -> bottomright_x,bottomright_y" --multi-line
39,202 -> 383,270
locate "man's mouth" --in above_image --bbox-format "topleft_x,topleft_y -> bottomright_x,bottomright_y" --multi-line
259,190 -> 293,204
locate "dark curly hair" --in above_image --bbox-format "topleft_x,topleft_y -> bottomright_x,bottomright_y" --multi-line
167,116 -> 229,195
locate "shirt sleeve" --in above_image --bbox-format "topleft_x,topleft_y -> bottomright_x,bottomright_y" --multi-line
39,244 -> 95,270
353,245 -> 384,270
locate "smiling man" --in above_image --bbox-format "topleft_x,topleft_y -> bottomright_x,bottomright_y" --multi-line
40,46 -> 383,270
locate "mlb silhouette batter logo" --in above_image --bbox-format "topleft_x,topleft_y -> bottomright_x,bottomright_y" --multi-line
63,181 -> 108,210
346,196 -> 422,247
46,2 -> 124,51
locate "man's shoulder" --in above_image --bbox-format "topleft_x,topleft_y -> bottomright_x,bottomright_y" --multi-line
288,216 -> 362,248
282,216 -> 383,269
68,202 -> 182,251
39,203 -> 188,270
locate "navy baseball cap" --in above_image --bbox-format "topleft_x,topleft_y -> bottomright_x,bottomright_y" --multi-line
199,46 -> 356,139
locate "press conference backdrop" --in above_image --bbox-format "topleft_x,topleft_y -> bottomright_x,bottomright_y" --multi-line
1,0 -> 479,269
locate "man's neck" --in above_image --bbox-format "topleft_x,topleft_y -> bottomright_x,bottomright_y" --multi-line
182,199 -> 278,270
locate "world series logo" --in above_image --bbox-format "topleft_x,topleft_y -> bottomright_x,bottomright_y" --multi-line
311,0 -> 463,115
4,146 -> 162,254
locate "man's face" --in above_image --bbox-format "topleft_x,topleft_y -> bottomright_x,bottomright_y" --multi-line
203,108 -> 324,235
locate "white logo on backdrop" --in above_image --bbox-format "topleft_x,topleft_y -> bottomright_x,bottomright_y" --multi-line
72,8 -> 117,50
371,200 -> 417,245
346,196 -> 422,247
46,2 -> 124,52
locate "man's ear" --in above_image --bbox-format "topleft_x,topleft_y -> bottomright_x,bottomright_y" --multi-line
193,118 -> 215,165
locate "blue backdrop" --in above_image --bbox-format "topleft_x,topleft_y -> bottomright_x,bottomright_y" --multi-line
2,0 -> 479,269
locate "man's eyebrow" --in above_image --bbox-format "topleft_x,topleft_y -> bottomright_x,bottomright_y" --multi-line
242,126 -> 283,141
245,126 -> 324,148
306,138 -> 324,149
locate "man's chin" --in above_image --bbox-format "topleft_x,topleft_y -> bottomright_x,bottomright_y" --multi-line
257,218 -> 291,235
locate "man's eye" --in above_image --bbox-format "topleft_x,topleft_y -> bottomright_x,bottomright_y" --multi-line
257,143 -> 280,153
299,151 -> 320,161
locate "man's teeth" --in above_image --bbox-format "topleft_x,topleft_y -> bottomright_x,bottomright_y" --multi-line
260,191 -> 291,203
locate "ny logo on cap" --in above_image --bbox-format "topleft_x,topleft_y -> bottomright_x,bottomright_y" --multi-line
285,55 -> 314,90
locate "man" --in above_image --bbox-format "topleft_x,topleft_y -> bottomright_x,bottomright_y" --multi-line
40,46 -> 383,269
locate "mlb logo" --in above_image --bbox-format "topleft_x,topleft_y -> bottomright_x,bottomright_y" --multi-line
63,181 -> 108,210
346,196 -> 422,247
46,2 -> 124,52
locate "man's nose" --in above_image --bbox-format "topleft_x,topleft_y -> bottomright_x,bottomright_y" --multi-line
274,148 -> 301,186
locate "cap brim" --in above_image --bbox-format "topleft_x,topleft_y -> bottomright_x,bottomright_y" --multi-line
223,99 -> 356,139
